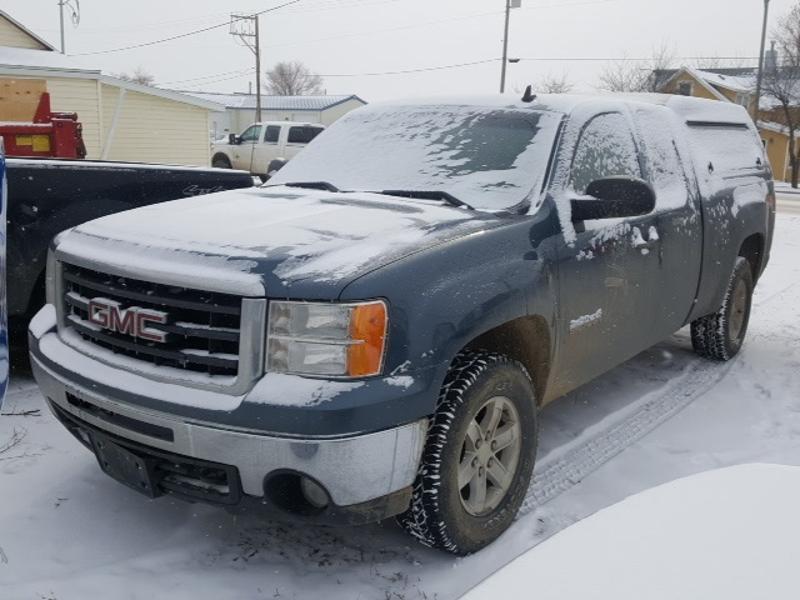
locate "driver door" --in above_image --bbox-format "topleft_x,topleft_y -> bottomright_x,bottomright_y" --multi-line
230,124 -> 261,172
251,125 -> 282,176
550,111 -> 660,395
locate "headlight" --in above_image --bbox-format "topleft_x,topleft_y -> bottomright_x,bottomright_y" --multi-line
267,300 -> 388,378
46,229 -> 71,306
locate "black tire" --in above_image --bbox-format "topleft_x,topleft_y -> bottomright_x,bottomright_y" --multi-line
212,154 -> 232,169
691,257 -> 754,361
398,351 -> 538,555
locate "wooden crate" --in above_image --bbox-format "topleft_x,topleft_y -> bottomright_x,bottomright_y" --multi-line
0,78 -> 47,122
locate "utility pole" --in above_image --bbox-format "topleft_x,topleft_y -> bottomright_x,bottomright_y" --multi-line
254,15 -> 262,123
500,0 -> 521,93
231,14 -> 262,122
754,0 -> 771,122
58,0 -> 80,54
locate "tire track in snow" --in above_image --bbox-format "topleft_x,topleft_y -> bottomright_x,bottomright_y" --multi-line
520,262 -> 797,515
520,358 -> 735,515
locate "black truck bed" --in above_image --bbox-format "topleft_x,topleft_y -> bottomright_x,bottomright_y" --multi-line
6,158 -> 253,330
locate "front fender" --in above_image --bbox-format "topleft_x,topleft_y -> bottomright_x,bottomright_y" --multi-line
340,212 -> 559,416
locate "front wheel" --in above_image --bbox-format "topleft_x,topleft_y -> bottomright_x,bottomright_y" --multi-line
398,351 -> 537,555
691,257 -> 754,361
212,154 -> 232,169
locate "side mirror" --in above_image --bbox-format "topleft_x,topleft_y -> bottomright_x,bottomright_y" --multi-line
571,177 -> 656,222
228,133 -> 240,145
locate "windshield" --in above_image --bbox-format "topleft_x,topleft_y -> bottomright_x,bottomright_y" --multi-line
270,104 -> 561,211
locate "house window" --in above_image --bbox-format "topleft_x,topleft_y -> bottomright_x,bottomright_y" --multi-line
678,82 -> 693,96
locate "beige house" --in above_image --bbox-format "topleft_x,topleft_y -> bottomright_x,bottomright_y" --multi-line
0,10 -> 225,166
0,10 -> 54,51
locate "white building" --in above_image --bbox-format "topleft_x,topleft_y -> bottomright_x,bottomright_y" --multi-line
182,91 -> 367,139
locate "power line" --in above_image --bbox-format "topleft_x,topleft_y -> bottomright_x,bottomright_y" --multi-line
262,0 -> 617,50
69,0 -> 614,57
157,54 -> 760,88
157,67 -> 256,87
319,58 -> 501,77
320,56 -> 760,78
70,0 -> 300,56
513,56 -> 759,62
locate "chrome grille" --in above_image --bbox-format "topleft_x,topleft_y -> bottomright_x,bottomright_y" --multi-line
61,263 -> 242,377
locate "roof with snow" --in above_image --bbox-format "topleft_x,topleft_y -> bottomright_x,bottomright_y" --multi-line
693,69 -> 754,93
0,48 -> 226,111
177,92 -> 367,112
0,46 -> 99,74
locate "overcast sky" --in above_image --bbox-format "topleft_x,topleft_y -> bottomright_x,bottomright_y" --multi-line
4,0 -> 796,101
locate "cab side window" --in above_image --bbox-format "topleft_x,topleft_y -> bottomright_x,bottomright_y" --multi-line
239,125 -> 262,143
687,124 -> 765,175
570,113 -> 641,194
288,126 -> 324,145
264,126 -> 281,144
634,108 -> 690,211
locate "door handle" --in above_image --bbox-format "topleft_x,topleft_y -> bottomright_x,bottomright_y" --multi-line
633,238 -> 658,249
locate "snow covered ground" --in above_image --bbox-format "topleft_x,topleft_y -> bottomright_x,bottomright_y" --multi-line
464,464 -> 800,600
1,209 -> 799,600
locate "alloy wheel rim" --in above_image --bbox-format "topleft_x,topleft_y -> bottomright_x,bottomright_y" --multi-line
458,396 -> 522,517
729,279 -> 748,341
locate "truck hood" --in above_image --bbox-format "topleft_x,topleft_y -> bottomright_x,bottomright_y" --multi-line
58,186 -> 501,298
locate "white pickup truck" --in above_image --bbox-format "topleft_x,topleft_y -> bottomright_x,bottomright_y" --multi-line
211,121 -> 325,181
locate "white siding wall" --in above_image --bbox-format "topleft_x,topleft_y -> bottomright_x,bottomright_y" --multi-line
0,15 -> 49,50
101,83 -> 211,166
217,100 -> 365,135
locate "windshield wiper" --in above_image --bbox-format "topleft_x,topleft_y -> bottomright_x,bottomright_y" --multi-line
281,181 -> 341,192
379,190 -> 474,210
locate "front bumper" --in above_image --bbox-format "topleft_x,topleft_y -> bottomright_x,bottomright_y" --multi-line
30,310 -> 427,518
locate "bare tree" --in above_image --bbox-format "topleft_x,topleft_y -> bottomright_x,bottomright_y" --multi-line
536,72 -> 574,94
114,67 -> 155,86
693,55 -> 754,70
265,61 -> 324,96
597,43 -> 675,93
763,4 -> 800,187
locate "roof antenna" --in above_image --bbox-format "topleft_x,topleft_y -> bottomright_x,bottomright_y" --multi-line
521,85 -> 536,103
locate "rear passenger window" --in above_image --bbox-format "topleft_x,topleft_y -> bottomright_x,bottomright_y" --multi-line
570,113 -> 641,194
264,126 -> 281,143
687,124 -> 764,175
288,126 -> 324,145
634,108 -> 689,211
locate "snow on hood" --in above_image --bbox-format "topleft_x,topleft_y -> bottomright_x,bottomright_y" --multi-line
61,186 -> 497,297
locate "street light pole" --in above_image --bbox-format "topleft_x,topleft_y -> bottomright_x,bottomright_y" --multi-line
754,0 -> 771,122
59,0 -> 65,54
57,0 -> 80,54
500,0 -> 512,93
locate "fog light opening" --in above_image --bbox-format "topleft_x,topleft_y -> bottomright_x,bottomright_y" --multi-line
300,476 -> 330,510
263,472 -> 330,516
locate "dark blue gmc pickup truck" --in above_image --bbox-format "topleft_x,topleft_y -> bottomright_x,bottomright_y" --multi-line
28,94 -> 774,554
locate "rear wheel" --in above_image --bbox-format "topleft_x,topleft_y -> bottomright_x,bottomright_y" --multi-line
691,257 -> 754,361
398,351 -> 537,555
212,154 -> 232,169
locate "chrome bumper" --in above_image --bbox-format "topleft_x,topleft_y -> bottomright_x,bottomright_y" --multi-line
30,312 -> 427,508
